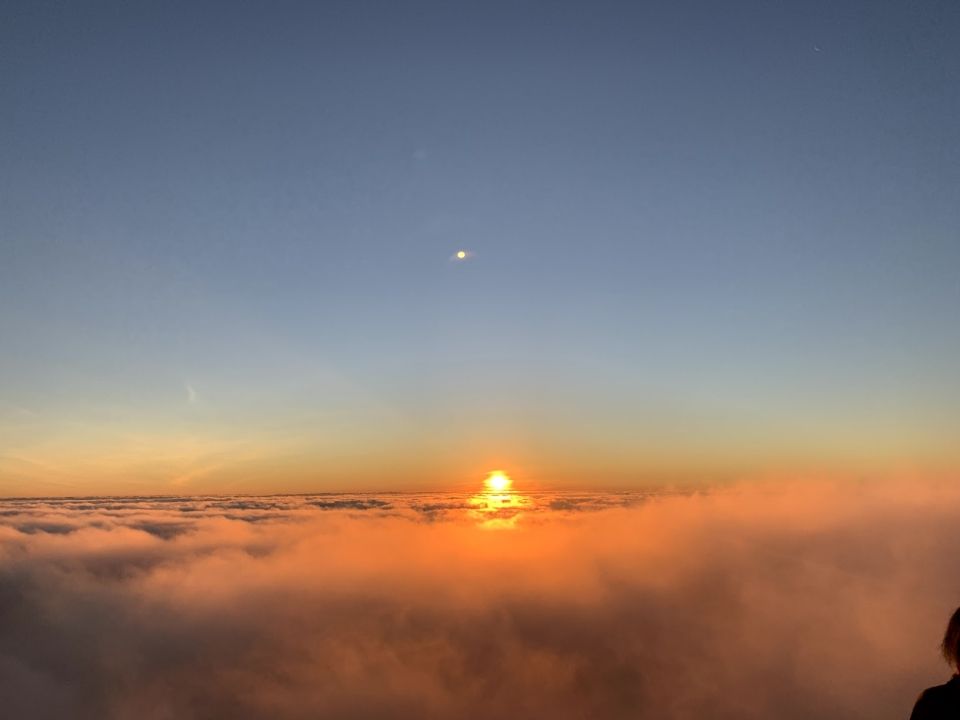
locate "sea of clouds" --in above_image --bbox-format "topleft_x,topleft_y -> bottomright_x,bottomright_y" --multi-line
1,480 -> 959,719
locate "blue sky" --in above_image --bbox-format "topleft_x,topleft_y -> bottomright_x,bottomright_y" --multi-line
2,0 -> 959,493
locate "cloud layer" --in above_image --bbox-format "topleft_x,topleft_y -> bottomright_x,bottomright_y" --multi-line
1,481 -> 959,719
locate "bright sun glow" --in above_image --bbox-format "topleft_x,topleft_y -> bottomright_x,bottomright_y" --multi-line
484,471 -> 512,492
456,250 -> 467,259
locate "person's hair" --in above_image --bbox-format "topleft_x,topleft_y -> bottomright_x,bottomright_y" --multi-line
941,607 -> 960,668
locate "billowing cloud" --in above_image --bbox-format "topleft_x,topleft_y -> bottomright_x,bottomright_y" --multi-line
1,481 -> 958,719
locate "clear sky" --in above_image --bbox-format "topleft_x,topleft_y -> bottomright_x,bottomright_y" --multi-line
2,0 -> 959,495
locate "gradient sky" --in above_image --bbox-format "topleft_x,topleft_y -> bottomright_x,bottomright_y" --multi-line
2,0 -> 959,495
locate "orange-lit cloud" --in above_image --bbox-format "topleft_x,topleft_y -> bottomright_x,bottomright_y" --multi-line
1,479 -> 958,718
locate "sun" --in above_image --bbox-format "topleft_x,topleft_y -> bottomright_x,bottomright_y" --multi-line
484,470 -> 512,493
456,250 -> 467,259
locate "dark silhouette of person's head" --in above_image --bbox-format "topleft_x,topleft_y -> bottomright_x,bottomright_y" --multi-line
942,607 -> 960,673
910,608 -> 960,718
